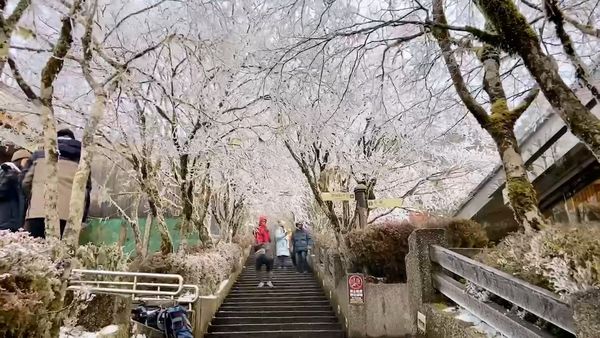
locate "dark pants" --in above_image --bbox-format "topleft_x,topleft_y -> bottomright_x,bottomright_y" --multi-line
255,254 -> 274,282
277,255 -> 289,268
255,254 -> 273,272
295,250 -> 308,273
26,218 -> 66,239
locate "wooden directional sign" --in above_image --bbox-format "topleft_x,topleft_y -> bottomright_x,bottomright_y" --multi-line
321,192 -> 355,201
368,198 -> 403,209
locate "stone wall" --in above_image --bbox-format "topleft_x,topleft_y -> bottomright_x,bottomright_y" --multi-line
193,246 -> 250,337
309,247 -> 414,338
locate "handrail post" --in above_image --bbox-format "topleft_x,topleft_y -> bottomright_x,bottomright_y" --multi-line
406,228 -> 447,334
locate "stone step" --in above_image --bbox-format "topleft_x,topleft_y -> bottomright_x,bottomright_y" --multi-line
241,272 -> 308,276
208,322 -> 342,333
204,329 -> 345,338
239,276 -> 305,279
215,310 -> 336,318
222,300 -> 330,306
243,270 -> 301,274
211,316 -> 339,325
218,304 -> 332,312
237,275 -> 315,280
234,282 -> 319,287
229,288 -> 323,299
231,286 -> 321,291
226,295 -> 327,301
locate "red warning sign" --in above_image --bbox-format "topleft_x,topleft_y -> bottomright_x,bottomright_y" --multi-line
348,274 -> 365,305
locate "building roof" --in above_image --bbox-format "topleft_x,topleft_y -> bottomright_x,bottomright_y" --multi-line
454,81 -> 599,218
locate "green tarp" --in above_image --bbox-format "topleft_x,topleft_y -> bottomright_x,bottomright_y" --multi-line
80,218 -> 200,254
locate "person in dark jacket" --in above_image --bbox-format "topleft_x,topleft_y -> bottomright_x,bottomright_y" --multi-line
291,221 -> 313,273
22,129 -> 92,239
0,148 -> 31,231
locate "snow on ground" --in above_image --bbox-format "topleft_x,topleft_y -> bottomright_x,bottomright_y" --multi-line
443,306 -> 506,338
60,326 -> 147,338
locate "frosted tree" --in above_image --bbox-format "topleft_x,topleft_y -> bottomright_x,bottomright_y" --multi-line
431,1 -> 547,231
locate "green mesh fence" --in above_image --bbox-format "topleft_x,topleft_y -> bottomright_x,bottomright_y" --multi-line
79,218 -> 200,254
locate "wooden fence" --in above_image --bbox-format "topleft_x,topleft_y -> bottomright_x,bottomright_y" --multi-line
430,245 -> 574,337
406,229 -> 599,338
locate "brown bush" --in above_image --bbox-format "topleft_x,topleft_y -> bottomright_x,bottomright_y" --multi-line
346,220 -> 415,283
421,218 -> 489,248
0,231 -> 62,338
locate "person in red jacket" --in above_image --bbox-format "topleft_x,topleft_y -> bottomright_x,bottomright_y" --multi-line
255,215 -> 270,244
254,216 -> 273,287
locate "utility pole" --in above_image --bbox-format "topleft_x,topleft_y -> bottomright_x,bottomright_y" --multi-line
354,181 -> 368,228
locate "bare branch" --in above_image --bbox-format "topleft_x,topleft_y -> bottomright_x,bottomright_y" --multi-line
7,57 -> 38,100
431,0 -> 489,126
511,87 -> 540,117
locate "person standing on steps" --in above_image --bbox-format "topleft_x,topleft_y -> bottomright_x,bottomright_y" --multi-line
22,129 -> 92,239
0,148 -> 31,232
255,215 -> 270,246
291,221 -> 313,273
275,220 -> 290,268
254,216 -> 274,288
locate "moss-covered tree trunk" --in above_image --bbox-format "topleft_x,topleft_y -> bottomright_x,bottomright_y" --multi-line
0,0 -> 31,73
477,0 -> 600,162
489,119 -> 546,231
432,0 -> 547,231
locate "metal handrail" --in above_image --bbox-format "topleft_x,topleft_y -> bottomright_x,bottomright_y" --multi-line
134,284 -> 200,304
68,269 -> 185,298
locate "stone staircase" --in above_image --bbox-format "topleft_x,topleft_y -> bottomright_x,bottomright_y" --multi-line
205,257 -> 345,338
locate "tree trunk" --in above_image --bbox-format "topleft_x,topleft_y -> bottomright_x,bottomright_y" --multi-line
39,103 -> 61,239
141,212 -> 153,259
0,0 -> 31,74
478,0 -> 600,161
64,88 -> 107,248
178,179 -> 194,251
490,128 -> 547,231
117,219 -> 128,247
433,0 -> 547,232
129,193 -> 143,255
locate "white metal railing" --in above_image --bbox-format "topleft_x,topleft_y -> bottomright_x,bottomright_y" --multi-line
68,269 -> 190,301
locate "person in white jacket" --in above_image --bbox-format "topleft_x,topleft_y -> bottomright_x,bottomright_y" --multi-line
275,220 -> 290,268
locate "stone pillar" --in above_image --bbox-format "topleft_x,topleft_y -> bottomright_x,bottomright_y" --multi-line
572,288 -> 600,338
406,228 -> 447,334
345,273 -> 367,338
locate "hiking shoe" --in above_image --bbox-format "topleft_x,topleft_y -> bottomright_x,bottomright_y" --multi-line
257,282 -> 265,288
266,281 -> 274,288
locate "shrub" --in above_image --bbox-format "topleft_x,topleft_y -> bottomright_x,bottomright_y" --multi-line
421,218 -> 489,248
477,223 -> 600,298
65,244 -> 130,331
140,242 -> 243,295
232,226 -> 253,249
0,230 -> 62,338
346,220 -> 415,283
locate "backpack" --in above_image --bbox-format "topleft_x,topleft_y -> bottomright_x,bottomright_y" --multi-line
157,305 -> 194,338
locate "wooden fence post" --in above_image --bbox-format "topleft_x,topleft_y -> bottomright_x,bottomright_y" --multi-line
354,183 -> 368,228
572,288 -> 600,338
406,228 -> 447,334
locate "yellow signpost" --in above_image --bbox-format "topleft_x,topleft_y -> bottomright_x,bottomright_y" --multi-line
321,192 -> 355,201
367,198 -> 403,208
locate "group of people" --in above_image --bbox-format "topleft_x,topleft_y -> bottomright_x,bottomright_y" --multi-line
0,129 -> 91,238
252,215 -> 313,288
